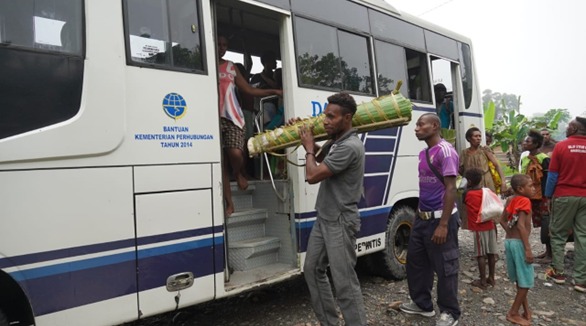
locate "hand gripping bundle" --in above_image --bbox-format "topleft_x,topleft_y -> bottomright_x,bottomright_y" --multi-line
247,82 -> 413,157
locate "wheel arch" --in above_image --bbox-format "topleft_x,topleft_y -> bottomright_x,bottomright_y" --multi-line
0,270 -> 35,326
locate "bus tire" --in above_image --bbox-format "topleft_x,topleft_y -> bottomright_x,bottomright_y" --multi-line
364,206 -> 414,280
0,309 -> 8,326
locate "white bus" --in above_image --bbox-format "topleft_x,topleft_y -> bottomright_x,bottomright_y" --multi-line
0,0 -> 484,325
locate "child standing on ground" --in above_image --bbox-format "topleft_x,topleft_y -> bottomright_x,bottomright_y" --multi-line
500,174 -> 535,326
464,168 -> 498,289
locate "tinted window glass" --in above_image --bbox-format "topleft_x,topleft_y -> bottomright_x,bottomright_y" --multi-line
0,0 -> 84,139
406,48 -> 431,102
0,0 -> 83,55
292,0 -> 369,33
294,17 -> 373,94
295,17 -> 341,89
368,9 -> 425,52
425,30 -> 458,61
339,30 -> 373,94
125,0 -> 204,71
374,40 -> 407,96
459,42 -> 473,109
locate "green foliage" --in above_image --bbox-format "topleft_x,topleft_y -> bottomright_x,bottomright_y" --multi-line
483,100 -> 496,130
484,91 -> 569,169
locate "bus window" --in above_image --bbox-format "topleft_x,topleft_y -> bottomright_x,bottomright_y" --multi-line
0,0 -> 84,140
405,48 -> 431,102
0,0 -> 83,55
124,0 -> 204,72
374,40 -> 408,96
294,16 -> 374,95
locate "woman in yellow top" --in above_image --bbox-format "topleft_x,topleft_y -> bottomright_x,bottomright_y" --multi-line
459,127 -> 507,194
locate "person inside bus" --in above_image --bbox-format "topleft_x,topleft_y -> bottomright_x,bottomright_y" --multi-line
217,34 -> 283,216
251,50 -> 280,127
434,83 -> 453,129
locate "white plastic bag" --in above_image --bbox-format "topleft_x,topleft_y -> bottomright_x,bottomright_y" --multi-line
477,187 -> 504,223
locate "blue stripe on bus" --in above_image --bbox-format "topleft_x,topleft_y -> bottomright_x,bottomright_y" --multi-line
23,245 -> 217,316
10,237 -> 221,282
0,226 -> 222,269
295,207 -> 392,252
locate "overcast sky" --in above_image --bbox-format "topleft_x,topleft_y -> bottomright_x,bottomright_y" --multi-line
388,0 -> 586,118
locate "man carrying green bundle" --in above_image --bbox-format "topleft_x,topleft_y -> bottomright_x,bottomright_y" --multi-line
295,92 -> 367,326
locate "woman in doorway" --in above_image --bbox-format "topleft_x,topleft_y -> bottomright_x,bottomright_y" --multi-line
459,127 -> 507,194
217,34 -> 282,216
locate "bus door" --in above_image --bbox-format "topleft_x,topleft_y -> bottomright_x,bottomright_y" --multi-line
212,0 -> 299,295
122,0 -> 220,317
431,56 -> 464,151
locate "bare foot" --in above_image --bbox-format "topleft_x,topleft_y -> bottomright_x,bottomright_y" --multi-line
522,309 -> 532,322
225,204 -> 234,217
471,279 -> 487,289
506,313 -> 530,325
535,251 -> 547,259
236,174 -> 248,190
486,277 -> 495,287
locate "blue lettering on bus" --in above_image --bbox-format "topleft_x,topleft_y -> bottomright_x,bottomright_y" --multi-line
311,101 -> 328,116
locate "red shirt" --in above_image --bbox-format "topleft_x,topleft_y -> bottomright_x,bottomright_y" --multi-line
549,135 -> 586,197
465,189 -> 496,231
505,196 -> 532,221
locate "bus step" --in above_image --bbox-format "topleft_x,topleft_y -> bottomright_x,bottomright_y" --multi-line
229,236 -> 280,271
226,208 -> 268,242
231,184 -> 256,211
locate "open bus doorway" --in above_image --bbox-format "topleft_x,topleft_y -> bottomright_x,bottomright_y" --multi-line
212,0 -> 297,292
431,56 -> 464,151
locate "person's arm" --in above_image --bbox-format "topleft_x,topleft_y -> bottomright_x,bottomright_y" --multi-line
516,211 -> 534,264
458,150 -> 465,176
545,172 -> 558,198
260,73 -> 279,89
432,175 -> 456,245
299,124 -> 333,184
235,68 -> 282,98
498,197 -> 512,236
486,149 -> 507,193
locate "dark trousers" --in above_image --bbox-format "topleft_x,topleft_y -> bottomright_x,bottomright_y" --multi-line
406,212 -> 461,320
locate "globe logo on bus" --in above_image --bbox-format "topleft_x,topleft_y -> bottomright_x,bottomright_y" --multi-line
162,93 -> 187,120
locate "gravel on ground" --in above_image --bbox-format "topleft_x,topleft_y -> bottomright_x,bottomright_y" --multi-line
126,228 -> 586,326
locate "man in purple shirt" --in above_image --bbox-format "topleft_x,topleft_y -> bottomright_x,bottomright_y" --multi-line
400,113 -> 461,326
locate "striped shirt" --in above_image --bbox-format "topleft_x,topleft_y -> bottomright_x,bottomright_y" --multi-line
218,61 -> 245,129
418,139 -> 459,211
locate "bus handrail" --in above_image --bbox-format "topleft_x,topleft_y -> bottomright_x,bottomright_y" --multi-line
253,95 -> 286,202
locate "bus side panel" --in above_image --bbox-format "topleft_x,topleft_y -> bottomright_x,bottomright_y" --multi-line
0,167 -> 137,325
135,165 -> 216,316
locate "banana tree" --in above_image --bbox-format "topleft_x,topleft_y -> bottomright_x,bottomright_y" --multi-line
488,96 -> 563,169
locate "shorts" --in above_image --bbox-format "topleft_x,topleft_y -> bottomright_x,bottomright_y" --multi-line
504,239 -> 534,288
221,118 -> 245,150
472,229 -> 498,257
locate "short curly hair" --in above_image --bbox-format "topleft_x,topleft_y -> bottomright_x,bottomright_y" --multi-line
327,92 -> 357,116
464,167 -> 483,188
510,174 -> 531,192
527,129 -> 544,148
465,127 -> 481,142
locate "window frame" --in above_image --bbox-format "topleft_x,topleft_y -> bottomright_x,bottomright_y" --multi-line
122,0 -> 207,74
293,14 -> 375,96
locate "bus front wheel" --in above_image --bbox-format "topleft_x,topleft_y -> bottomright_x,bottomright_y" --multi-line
0,308 -> 8,326
364,206 -> 414,280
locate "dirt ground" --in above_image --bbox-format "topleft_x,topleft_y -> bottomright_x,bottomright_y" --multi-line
126,228 -> 586,326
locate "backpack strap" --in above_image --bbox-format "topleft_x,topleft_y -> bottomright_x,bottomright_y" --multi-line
426,148 -> 445,186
